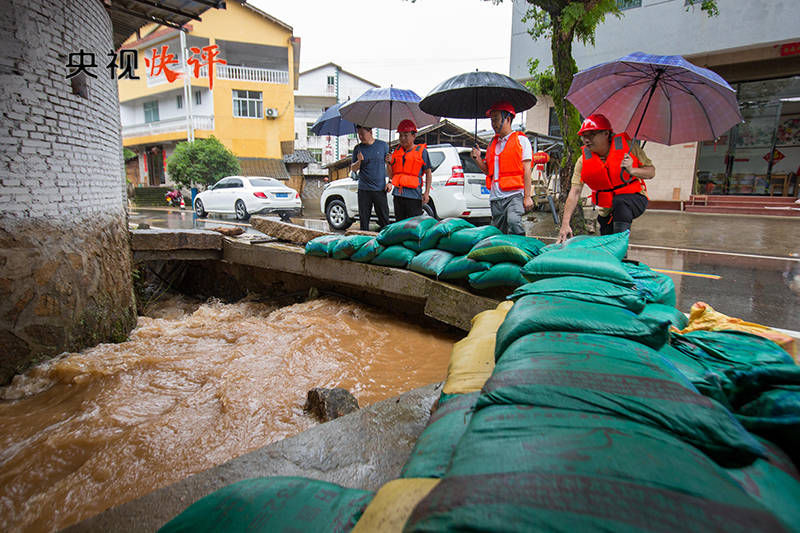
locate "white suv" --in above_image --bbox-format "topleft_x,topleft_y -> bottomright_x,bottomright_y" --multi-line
320,144 -> 490,230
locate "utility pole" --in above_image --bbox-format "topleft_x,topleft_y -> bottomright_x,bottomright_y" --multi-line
180,30 -> 194,143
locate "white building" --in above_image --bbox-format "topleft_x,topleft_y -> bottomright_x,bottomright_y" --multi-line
294,62 -> 379,176
510,0 -> 800,202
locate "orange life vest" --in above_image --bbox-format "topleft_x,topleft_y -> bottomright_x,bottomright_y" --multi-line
485,131 -> 525,191
390,143 -> 426,192
580,133 -> 648,208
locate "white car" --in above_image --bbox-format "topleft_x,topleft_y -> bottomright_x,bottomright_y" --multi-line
320,144 -> 490,230
193,176 -> 302,220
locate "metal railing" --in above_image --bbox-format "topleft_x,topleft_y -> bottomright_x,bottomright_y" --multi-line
146,65 -> 289,86
122,115 -> 214,138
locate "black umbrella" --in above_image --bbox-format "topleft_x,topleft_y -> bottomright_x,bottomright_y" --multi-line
420,71 -> 537,142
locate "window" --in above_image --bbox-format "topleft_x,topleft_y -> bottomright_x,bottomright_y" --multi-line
327,75 -> 335,86
616,0 -> 641,9
233,89 -> 263,118
194,90 -> 202,106
176,94 -> 183,109
548,107 -> 561,137
307,122 -> 315,137
228,178 -> 243,188
428,151 -> 446,173
249,178 -> 279,187
144,101 -> 159,123
309,148 -> 323,163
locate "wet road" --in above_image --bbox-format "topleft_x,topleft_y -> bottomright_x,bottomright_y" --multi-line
129,207 -> 800,331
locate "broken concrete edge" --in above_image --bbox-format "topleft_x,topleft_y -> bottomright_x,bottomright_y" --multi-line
63,382 -> 444,533
250,216 -> 332,244
130,229 -> 223,251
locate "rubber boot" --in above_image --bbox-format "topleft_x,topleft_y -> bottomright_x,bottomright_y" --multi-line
613,221 -> 631,234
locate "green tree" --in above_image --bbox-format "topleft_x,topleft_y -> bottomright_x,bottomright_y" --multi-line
166,136 -> 241,190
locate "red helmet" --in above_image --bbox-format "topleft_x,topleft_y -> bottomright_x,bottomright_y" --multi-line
397,119 -> 417,133
485,101 -> 516,118
578,114 -> 612,136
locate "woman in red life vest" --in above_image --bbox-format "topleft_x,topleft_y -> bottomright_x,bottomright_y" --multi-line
386,119 -> 433,221
557,114 -> 655,243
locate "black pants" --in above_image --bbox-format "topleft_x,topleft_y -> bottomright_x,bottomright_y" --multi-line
393,195 -> 422,222
597,193 -> 648,235
357,189 -> 390,230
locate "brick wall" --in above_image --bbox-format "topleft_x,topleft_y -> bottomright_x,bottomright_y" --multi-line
0,0 -> 136,384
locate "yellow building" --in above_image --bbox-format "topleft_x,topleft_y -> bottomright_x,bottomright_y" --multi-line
119,1 -> 300,187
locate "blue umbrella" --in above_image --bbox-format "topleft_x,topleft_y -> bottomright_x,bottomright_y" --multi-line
339,87 -> 439,131
309,101 -> 356,136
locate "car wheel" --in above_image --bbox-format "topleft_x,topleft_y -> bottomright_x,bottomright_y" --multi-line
194,198 -> 207,217
235,199 -> 249,220
325,198 -> 352,230
422,200 -> 438,219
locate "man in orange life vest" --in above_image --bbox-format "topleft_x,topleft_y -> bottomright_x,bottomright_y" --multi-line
558,113 -> 655,243
471,101 -> 533,235
385,119 -> 432,221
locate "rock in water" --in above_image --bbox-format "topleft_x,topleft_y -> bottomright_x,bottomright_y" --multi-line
304,388 -> 359,422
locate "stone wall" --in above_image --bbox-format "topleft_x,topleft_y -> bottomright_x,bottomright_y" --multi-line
0,0 -> 136,383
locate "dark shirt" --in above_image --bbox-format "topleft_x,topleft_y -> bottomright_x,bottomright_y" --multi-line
352,140 -> 390,192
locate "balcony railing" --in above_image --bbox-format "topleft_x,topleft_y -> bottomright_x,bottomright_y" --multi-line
122,115 -> 214,138
146,64 -> 289,86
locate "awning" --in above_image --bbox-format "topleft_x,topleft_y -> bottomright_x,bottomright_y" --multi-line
106,0 -> 226,49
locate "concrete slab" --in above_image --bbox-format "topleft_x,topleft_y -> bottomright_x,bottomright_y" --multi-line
130,229 -> 222,251
223,239 -> 306,274
63,383 -> 442,533
250,216 -> 332,244
424,282 -> 499,331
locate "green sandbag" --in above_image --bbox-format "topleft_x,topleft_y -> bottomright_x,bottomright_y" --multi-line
439,255 -> 491,280
159,476 -> 373,533
657,343 -> 730,405
671,331 -> 794,372
724,365 -> 800,407
638,303 -> 689,329
304,235 -> 342,257
623,260 -> 677,306
437,225 -> 502,255
725,438 -> 800,532
408,249 -> 456,278
370,245 -> 416,268
376,215 -> 437,246
495,295 -> 670,355
350,238 -> 385,263
468,262 -> 527,290
406,405 -> 781,533
330,235 -> 373,260
417,218 -> 475,250
538,230 -> 630,260
467,234 -> 545,265
521,248 -> 635,287
482,331 -> 765,466
508,276 -> 646,312
400,392 -> 479,479
402,239 -> 428,252
735,386 -> 800,465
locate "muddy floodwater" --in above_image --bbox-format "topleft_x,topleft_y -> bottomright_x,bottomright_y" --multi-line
0,296 -> 459,533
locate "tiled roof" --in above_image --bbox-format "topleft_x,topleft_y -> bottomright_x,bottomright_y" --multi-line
238,157 -> 290,180
283,150 -> 316,164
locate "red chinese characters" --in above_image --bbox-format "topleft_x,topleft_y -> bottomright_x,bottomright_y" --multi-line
188,45 -> 227,90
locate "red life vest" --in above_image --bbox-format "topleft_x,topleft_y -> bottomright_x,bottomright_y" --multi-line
580,133 -> 648,208
485,131 -> 525,191
390,143 -> 426,192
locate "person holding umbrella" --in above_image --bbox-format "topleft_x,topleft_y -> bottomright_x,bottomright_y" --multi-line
558,113 -> 655,243
351,125 -> 391,231
387,119 -> 432,221
470,101 -> 533,235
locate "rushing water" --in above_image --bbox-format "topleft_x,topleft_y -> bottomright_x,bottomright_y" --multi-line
0,296 -> 459,533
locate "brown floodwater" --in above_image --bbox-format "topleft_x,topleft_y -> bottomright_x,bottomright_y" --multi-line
0,296 -> 459,533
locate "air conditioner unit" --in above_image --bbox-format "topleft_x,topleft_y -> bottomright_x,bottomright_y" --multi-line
265,108 -> 279,118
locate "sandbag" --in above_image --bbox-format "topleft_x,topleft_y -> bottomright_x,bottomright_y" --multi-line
657,343 -> 730,405
330,235 -> 373,260
408,249 -> 455,278
350,238 -> 385,263
538,230 -> 630,260
371,245 -> 417,268
438,255 -> 491,281
671,330 -> 794,372
468,262 -> 527,290
508,276 -> 646,312
159,476 -> 373,533
467,234 -> 545,265
376,216 -> 437,246
437,225 -> 501,255
406,405 -> 783,533
402,239 -> 428,252
623,260 -> 677,306
521,248 -> 635,287
417,218 -> 475,250
304,235 -> 342,257
734,385 -> 800,465
482,331 -> 766,466
639,303 -> 689,330
467,300 -> 514,338
495,295 -> 670,356
400,392 -> 480,479
351,478 -> 439,533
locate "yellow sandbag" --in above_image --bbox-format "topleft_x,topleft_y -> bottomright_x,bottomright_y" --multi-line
351,478 -> 439,533
681,302 -> 797,362
443,301 -> 513,394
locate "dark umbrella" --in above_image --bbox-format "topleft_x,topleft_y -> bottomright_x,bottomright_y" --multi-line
566,51 -> 742,145
309,100 -> 355,136
339,87 -> 439,141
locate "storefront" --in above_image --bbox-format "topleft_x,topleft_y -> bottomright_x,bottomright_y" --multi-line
696,75 -> 800,197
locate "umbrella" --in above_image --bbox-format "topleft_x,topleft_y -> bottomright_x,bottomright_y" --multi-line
309,101 -> 355,136
339,87 -> 439,135
566,51 -> 742,145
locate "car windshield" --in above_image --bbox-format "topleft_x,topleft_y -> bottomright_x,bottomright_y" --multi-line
248,178 -> 279,187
